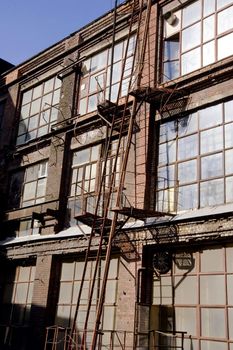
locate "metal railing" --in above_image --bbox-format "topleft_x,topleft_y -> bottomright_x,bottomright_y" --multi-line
44,326 -> 186,350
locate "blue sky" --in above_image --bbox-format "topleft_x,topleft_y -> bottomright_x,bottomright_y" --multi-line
0,0 -> 123,66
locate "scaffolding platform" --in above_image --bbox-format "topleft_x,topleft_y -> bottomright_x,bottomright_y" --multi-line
129,86 -> 182,104
74,212 -> 112,229
111,206 -> 174,220
97,100 -> 131,125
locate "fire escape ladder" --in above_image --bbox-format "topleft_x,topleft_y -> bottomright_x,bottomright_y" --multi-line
65,1 -> 145,350
89,0 -> 153,348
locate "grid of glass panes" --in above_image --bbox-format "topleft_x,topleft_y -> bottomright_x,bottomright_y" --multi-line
17,76 -> 61,145
156,99 -> 233,212
153,246 -> 233,350
1,265 -> 35,326
163,0 -> 233,81
9,161 -> 48,209
68,144 -> 101,218
79,36 -> 136,115
21,161 -> 48,207
68,138 -> 125,223
56,259 -> 118,345
102,138 -> 125,189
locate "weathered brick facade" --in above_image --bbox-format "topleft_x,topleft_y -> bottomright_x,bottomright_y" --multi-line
1,0 -> 233,349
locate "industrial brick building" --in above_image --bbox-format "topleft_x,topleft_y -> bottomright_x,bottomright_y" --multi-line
1,0 -> 233,349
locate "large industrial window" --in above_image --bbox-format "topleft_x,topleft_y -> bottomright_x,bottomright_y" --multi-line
56,258 -> 118,346
0,264 -> 36,349
17,76 -> 61,145
68,138 -> 125,224
78,36 -> 136,115
156,100 -> 233,212
162,0 -> 233,81
152,246 -> 233,350
9,161 -> 48,209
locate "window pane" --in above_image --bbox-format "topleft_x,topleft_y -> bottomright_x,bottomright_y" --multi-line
28,115 -> 39,131
160,121 -> 177,142
87,94 -> 98,113
164,61 -> 180,81
225,123 -> 233,148
200,179 -> 224,207
44,78 -> 54,94
175,307 -> 196,335
157,188 -> 175,212
218,32 -> 233,60
42,93 -> 53,108
201,308 -> 226,338
182,22 -> 201,52
217,0 -> 233,9
89,74 -> 104,94
159,141 -> 176,164
91,51 -> 108,73
226,176 -> 233,202
18,267 -> 31,282
178,160 -> 197,184
36,178 -> 46,197
203,41 -> 215,66
199,104 -> 222,129
201,340 -> 227,350
203,15 -> 215,42
91,145 -> 100,161
15,283 -> 28,304
181,47 -> 201,75
201,127 -> 223,154
178,134 -> 198,160
158,165 -> 175,189
200,248 -> 224,272
164,39 -> 179,61
58,282 -> 73,304
217,5 -> 233,34
23,181 -> 37,201
61,262 -> 75,281
26,164 -> 38,181
21,104 -> 30,119
225,149 -> 233,174
228,308 -> 233,339
22,90 -> 32,105
73,149 -> 90,165
33,85 -> 43,100
200,275 -> 225,304
225,100 -> 233,122
53,89 -> 60,105
226,246 -> 233,272
113,42 -> 123,62
182,0 -> 201,27
227,277 -> 233,304
79,98 -> 87,115
178,184 -> 198,210
204,0 -> 216,16
153,276 -> 173,305
31,99 -> 41,115
178,114 -> 198,136
175,276 -> 197,304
